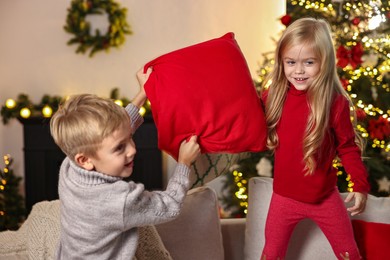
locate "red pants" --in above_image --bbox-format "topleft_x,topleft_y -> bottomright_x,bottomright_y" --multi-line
262,188 -> 361,260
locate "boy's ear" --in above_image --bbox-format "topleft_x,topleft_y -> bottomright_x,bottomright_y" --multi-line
74,153 -> 94,170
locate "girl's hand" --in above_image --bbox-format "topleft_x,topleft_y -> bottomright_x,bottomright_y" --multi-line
340,252 -> 350,260
345,192 -> 367,216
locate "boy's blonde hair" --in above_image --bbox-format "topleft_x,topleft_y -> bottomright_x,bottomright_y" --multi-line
50,94 -> 130,160
263,17 -> 362,174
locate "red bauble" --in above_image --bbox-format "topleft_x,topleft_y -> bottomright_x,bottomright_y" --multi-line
368,117 -> 390,140
340,78 -> 349,90
352,17 -> 360,26
355,108 -> 366,121
87,0 -> 93,9
280,15 -> 292,26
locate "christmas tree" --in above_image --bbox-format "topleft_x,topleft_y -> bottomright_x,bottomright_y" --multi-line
0,155 -> 26,231
222,0 -> 390,217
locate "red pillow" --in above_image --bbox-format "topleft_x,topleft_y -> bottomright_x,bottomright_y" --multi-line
143,32 -> 267,159
352,219 -> 390,259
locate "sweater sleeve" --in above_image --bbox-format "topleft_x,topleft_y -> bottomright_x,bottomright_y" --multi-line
122,163 -> 191,228
332,95 -> 370,193
125,103 -> 144,133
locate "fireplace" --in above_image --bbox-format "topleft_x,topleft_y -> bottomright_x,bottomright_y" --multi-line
19,115 -> 162,213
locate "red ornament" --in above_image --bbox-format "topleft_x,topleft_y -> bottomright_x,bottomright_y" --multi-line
340,78 -> 349,90
355,108 -> 366,121
336,43 -> 364,69
352,17 -> 360,26
280,15 -> 292,26
368,117 -> 390,140
87,0 -> 93,9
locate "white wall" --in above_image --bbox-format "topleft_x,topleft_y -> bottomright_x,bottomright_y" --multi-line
0,0 -> 285,191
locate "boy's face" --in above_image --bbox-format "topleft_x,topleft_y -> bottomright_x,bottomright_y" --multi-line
89,123 -> 136,178
282,43 -> 320,91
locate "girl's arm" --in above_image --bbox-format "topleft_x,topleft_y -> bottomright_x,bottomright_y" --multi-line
332,95 -> 370,215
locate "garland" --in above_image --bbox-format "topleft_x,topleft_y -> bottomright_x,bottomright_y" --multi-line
0,89 -> 151,125
64,0 -> 132,57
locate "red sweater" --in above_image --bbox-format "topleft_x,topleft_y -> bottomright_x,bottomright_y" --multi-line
268,85 -> 370,204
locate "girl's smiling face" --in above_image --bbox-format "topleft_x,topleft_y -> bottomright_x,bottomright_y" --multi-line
282,43 -> 320,90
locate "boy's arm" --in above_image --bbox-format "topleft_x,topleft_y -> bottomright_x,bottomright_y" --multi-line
124,67 -> 153,132
125,104 -> 144,133
132,67 -> 152,108
123,163 -> 191,227
122,136 -> 200,227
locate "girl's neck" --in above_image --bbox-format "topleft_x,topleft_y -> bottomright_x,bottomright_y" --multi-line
288,83 -> 307,96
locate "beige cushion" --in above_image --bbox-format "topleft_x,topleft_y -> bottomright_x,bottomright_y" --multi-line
135,226 -> 172,260
156,186 -> 224,260
245,177 -> 390,260
0,200 -> 61,260
0,200 -> 174,260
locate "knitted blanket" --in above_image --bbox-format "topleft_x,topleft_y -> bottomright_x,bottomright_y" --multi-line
0,200 -> 172,260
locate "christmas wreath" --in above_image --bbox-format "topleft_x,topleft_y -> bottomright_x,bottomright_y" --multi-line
64,0 -> 132,57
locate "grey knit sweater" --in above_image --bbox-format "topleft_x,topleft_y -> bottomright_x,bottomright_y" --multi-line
55,104 -> 191,260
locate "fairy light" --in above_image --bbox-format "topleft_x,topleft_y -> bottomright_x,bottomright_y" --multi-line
114,99 -> 123,107
232,170 -> 249,215
368,1 -> 386,30
139,106 -> 146,117
5,99 -> 16,109
42,105 -> 53,118
1,154 -> 11,191
19,108 -> 31,119
346,174 -> 355,192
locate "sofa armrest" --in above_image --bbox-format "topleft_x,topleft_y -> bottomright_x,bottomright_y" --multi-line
156,187 -> 225,260
220,218 -> 246,260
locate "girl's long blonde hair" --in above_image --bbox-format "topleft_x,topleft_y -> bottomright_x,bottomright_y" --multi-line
262,17 -> 363,174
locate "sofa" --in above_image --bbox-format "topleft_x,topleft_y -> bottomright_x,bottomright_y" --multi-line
0,186 -> 245,260
1,177 -> 389,260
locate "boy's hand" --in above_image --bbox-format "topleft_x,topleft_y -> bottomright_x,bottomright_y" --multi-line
178,135 -> 201,167
137,67 -> 152,89
132,67 -> 152,108
345,192 -> 367,216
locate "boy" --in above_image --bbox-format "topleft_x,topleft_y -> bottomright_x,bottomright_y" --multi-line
50,69 -> 200,259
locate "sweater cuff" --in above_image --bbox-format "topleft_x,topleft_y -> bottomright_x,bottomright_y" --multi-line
125,103 -> 144,131
175,163 -> 191,177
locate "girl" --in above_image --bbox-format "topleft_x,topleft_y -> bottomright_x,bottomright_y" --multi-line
260,18 -> 370,260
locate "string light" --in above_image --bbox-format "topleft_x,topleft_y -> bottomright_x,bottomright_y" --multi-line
5,99 -> 16,109
114,99 -> 123,107
19,108 -> 31,119
1,89 -> 152,123
139,106 -> 146,116
232,170 -> 249,214
42,105 -> 53,118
